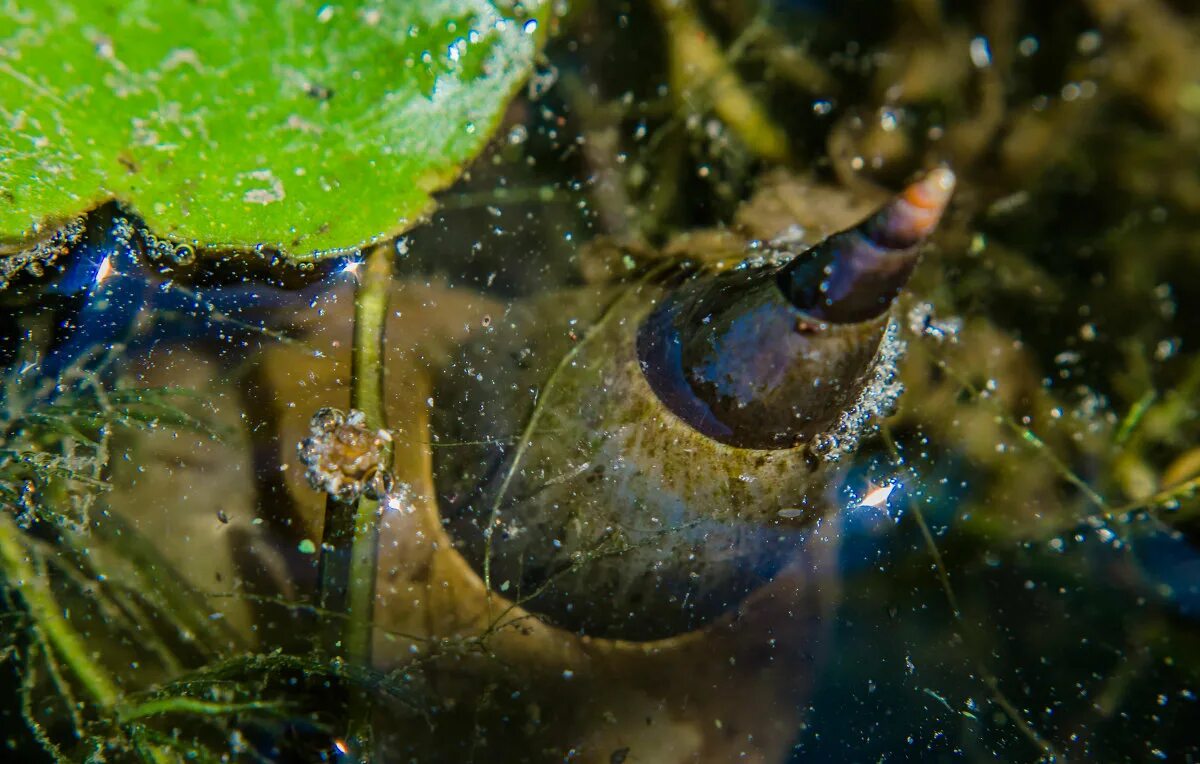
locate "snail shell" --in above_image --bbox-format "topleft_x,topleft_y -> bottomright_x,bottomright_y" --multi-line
431,169 -> 955,640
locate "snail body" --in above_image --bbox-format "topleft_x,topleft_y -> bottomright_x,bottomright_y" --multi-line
432,169 -> 955,640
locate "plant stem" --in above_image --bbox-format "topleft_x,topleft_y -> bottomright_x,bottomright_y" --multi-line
118,697 -> 282,723
0,512 -> 120,709
316,242 -> 394,756
345,242 -> 393,667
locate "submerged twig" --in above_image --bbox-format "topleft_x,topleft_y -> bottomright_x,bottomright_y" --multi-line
651,0 -> 789,162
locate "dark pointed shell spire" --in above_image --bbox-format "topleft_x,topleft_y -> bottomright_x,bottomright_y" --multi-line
779,167 -> 956,324
638,169 -> 955,449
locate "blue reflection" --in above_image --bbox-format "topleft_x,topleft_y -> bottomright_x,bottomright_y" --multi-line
32,207 -> 349,390
1131,526 -> 1200,617
41,209 -> 150,381
834,445 -> 972,577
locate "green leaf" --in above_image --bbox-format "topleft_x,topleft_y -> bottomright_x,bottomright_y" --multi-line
0,0 -> 547,260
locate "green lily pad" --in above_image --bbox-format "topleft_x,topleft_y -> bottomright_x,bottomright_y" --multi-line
0,0 -> 546,260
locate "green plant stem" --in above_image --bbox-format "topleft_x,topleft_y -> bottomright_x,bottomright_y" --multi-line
0,512 -> 120,709
118,697 -> 282,723
345,243 -> 393,666
316,242 -> 394,757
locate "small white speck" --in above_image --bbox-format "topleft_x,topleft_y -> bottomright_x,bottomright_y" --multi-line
969,36 -> 992,69
858,482 -> 895,510
92,255 -> 114,287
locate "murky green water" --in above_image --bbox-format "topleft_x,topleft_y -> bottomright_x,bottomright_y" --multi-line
2,1 -> 1198,762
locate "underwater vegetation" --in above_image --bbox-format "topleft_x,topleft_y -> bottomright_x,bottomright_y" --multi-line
1,0 -> 1199,762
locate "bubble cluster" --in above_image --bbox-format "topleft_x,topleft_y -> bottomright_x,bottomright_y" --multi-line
126,220 -> 199,267
812,317 -> 906,462
906,302 -> 962,344
0,217 -> 86,291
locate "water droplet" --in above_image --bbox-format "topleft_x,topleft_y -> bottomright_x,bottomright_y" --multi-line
1076,30 -> 1103,55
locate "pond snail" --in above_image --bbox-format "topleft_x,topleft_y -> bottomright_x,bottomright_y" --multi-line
72,166 -> 956,759
430,167 -> 956,641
